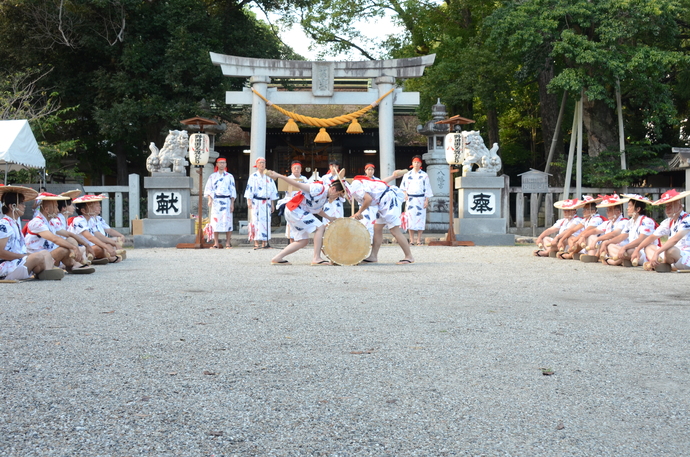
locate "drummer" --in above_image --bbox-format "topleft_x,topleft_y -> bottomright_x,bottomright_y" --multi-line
359,163 -> 378,242
264,169 -> 345,265
276,160 -> 309,243
350,170 -> 414,265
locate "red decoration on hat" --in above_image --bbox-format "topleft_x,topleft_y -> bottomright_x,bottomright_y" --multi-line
365,163 -> 375,169
658,189 -> 680,203
253,158 -> 266,168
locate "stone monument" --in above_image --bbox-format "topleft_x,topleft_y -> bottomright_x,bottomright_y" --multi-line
135,130 -> 195,248
417,99 -> 453,231
446,130 -> 515,246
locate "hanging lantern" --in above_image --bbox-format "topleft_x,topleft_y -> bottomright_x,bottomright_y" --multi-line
314,128 -> 332,143
346,118 -> 363,134
283,118 -> 300,133
189,133 -> 210,166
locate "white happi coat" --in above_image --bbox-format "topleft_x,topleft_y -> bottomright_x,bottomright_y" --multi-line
284,182 -> 331,241
277,174 -> 308,238
599,214 -> 628,234
0,215 -> 29,279
349,178 -> 404,228
25,212 -> 59,253
204,171 -> 236,232
401,169 -> 433,230
322,198 -> 344,223
622,215 -> 657,245
69,215 -> 96,246
244,172 -> 279,241
358,175 -> 379,241
654,211 -> 690,265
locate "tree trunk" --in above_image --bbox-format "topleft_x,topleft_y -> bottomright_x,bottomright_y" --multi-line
537,59 -> 563,184
486,106 -> 499,147
582,94 -> 618,157
115,141 -> 128,185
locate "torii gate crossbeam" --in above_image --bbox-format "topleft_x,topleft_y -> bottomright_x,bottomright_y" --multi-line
210,53 -> 435,178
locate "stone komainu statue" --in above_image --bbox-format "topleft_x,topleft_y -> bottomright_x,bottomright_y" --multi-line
146,130 -> 189,174
460,130 -> 501,176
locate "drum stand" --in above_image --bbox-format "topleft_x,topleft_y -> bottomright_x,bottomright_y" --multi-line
429,166 -> 474,247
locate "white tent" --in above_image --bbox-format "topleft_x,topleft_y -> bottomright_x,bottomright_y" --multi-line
0,119 -> 46,183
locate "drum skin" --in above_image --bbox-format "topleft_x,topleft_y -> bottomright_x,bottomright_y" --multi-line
322,218 -> 372,265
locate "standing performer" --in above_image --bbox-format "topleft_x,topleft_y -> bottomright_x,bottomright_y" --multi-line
350,170 -> 415,265
276,160 -> 308,243
244,157 -> 279,249
401,156 -> 433,246
264,170 -> 345,265
204,157 -> 236,249
0,186 -> 63,280
359,163 -> 379,242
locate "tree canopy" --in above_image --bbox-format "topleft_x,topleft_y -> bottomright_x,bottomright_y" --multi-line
0,0 -> 295,184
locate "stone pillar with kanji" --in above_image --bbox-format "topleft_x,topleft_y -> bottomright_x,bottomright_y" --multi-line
134,173 -> 196,247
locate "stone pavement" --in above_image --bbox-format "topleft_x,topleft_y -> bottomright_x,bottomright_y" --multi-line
1,245 -> 689,456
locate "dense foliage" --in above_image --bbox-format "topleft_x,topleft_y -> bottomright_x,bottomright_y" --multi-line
3,0 -> 690,188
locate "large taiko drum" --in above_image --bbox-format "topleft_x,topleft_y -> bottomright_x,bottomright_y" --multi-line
322,217 -> 372,266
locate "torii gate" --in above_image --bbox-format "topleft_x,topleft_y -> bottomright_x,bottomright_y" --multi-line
209,53 -> 435,177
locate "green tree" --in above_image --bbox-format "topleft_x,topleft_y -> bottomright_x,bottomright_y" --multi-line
0,0 -> 297,184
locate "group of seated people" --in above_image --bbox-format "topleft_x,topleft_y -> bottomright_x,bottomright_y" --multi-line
534,190 -> 690,272
1,185 -> 126,281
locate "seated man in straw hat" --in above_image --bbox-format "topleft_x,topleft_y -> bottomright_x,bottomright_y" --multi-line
631,189 -> 690,272
264,169 -> 345,265
50,190 -> 96,262
24,192 -> 95,274
533,199 -> 582,257
350,169 -> 414,265
70,195 -> 121,263
577,195 -> 629,262
601,194 -> 658,266
0,186 -> 64,280
557,196 -> 604,259
90,194 -> 126,257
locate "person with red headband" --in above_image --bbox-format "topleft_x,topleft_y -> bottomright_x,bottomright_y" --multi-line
276,160 -> 309,244
632,189 -> 690,272
244,157 -> 279,249
321,159 -> 345,219
1,186 -> 65,280
24,193 -> 95,274
264,169 -> 344,265
401,156 -> 433,245
357,163 -> 379,242
350,169 -> 414,264
203,157 -> 236,249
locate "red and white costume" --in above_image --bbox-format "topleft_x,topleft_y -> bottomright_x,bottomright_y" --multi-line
401,169 -> 433,230
0,216 -> 29,280
654,211 -> 690,266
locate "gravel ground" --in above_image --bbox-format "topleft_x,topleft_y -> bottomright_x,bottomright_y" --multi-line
1,245 -> 689,456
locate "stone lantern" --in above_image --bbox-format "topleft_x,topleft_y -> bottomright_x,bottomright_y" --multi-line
417,99 -> 452,231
